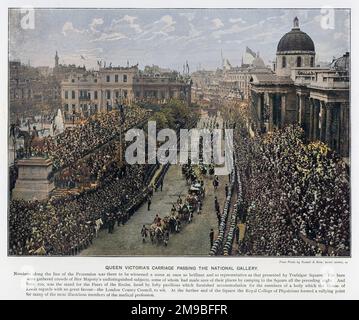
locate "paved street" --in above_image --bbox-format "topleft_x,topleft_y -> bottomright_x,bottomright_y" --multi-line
80,164 -> 227,256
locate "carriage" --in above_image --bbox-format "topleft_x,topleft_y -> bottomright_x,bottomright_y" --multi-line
149,217 -> 169,246
189,183 -> 205,200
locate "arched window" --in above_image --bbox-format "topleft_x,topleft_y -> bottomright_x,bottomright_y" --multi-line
282,56 -> 286,68
310,57 -> 314,67
297,56 -> 302,67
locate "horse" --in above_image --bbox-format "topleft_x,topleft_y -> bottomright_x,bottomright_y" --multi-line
154,227 -> 164,245
15,128 -> 32,158
15,126 -> 46,157
31,137 -> 47,154
94,218 -> 103,238
178,204 -> 190,222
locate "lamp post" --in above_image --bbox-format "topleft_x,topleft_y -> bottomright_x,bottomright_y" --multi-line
116,99 -> 125,167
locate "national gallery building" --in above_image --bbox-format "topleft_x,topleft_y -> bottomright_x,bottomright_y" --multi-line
249,17 -> 350,158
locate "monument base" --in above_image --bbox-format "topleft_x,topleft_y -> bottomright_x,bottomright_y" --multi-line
12,157 -> 55,201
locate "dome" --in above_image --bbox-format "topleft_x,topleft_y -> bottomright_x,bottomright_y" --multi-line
277,17 -> 315,53
330,52 -> 350,71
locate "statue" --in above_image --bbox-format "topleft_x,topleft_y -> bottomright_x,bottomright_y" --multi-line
13,124 -> 46,158
53,109 -> 64,135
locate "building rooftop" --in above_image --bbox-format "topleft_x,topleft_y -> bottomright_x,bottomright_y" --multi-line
250,74 -> 294,85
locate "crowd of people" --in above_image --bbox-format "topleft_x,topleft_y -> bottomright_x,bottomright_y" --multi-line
54,140 -> 123,188
10,105 -> 153,256
9,163 -> 152,255
232,118 -> 350,256
9,101 -> 204,255
34,106 -> 149,171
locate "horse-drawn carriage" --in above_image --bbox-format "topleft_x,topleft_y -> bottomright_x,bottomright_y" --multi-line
177,203 -> 192,222
189,182 -> 205,200
146,164 -> 206,246
149,216 -> 169,246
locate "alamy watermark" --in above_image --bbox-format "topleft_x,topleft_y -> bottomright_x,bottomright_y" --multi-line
125,121 -> 234,175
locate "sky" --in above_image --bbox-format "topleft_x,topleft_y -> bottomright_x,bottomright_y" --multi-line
9,8 -> 350,71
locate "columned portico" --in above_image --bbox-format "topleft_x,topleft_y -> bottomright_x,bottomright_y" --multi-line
304,97 -> 349,158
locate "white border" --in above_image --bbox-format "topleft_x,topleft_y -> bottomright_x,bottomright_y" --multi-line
0,0 -> 358,300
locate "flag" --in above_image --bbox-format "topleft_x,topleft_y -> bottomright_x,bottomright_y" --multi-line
244,46 -> 256,65
224,58 -> 232,70
246,47 -> 256,58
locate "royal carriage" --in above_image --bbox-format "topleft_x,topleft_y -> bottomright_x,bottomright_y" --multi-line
149,217 -> 169,246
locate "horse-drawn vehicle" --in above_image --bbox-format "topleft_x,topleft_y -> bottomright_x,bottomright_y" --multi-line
149,216 -> 169,246
177,203 -> 191,222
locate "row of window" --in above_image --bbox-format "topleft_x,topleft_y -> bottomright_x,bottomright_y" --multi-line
64,90 -> 128,100
10,89 -> 32,99
106,90 -> 128,99
69,74 -> 128,83
64,104 -> 99,110
134,91 -> 177,98
229,75 -> 249,80
106,74 -> 128,83
281,56 -> 315,68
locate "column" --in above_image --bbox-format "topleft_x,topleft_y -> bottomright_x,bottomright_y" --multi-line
333,103 -> 341,153
341,102 -> 350,157
325,103 -> 333,148
298,94 -> 306,126
268,93 -> 274,132
257,93 -> 262,122
313,99 -> 319,140
281,94 -> 286,127
99,90 -> 103,112
309,99 -> 314,141
319,101 -> 327,143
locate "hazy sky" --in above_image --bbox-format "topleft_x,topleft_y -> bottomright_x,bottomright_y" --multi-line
9,8 -> 350,71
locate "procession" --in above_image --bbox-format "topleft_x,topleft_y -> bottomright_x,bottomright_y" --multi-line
7,10 -> 350,258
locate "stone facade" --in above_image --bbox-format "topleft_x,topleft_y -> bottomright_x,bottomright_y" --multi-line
12,157 -> 55,201
249,18 -> 350,158
9,61 -> 61,116
61,65 -> 191,120
61,66 -> 137,119
191,54 -> 272,104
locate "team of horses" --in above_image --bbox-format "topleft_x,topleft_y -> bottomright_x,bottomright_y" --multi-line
148,164 -> 206,247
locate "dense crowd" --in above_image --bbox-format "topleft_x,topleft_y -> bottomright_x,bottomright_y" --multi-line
10,105 -> 152,256
34,106 -> 149,171
232,118 -> 350,256
54,141 -> 123,188
9,162 -> 151,255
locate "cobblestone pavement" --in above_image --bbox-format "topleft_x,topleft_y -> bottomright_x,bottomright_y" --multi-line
80,164 -> 227,256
